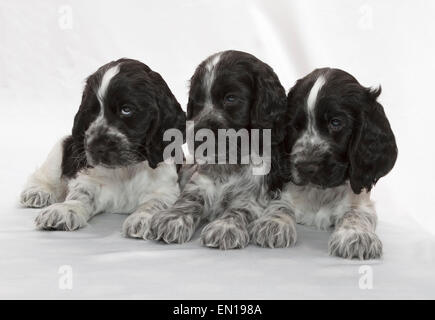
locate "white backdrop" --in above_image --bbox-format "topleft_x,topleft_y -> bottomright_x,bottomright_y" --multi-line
1,0 -> 435,299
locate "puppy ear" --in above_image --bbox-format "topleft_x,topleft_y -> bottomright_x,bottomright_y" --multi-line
144,72 -> 186,168
71,73 -> 102,138
349,87 -> 398,194
64,83 -> 97,177
61,135 -> 87,178
266,141 -> 292,198
251,62 -> 288,145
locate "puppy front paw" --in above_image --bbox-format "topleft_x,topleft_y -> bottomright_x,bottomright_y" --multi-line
328,228 -> 382,260
35,203 -> 87,231
200,219 -> 249,250
20,187 -> 54,208
249,214 -> 297,248
149,210 -> 196,244
122,212 -> 154,239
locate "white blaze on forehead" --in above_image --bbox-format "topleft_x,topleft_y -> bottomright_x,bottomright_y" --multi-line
86,63 -> 122,144
97,64 -> 121,112
203,53 -> 222,111
307,75 -> 326,113
305,75 -> 326,136
206,53 -> 222,72
292,74 -> 328,156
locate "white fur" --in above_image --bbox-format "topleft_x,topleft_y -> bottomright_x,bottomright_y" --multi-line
201,52 -> 222,117
20,137 -> 68,208
68,161 -> 178,217
97,64 -> 120,107
299,75 -> 326,144
278,182 -> 374,231
307,75 -> 325,113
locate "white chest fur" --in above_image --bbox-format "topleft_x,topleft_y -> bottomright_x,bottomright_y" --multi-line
280,182 -> 358,230
69,161 -> 179,215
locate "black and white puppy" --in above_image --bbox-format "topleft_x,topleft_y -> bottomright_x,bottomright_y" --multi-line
20,58 -> 186,235
144,50 -> 288,249
261,68 -> 397,259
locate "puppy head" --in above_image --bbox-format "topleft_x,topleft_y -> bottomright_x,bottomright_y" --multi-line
187,50 -> 287,141
286,68 -> 397,193
68,58 -> 185,174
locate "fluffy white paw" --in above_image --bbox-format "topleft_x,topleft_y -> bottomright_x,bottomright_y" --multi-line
249,214 -> 297,248
20,187 -> 54,208
148,210 -> 196,244
328,228 -> 383,260
35,203 -> 87,231
122,212 -> 154,239
200,219 -> 250,250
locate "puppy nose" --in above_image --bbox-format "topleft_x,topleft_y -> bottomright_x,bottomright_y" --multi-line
195,121 -> 221,133
89,137 -> 117,157
296,161 -> 319,176
92,144 -> 106,157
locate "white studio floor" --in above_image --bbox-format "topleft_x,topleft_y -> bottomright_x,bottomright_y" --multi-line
2,201 -> 435,299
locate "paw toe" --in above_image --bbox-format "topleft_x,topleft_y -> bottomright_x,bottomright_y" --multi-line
249,217 -> 297,248
200,220 -> 249,250
150,211 -> 195,244
20,188 -> 53,208
328,229 -> 382,260
122,213 -> 153,239
35,204 -> 86,231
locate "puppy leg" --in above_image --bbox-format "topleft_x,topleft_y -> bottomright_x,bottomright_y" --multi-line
328,203 -> 382,260
200,175 -> 265,250
147,175 -> 213,244
122,192 -> 177,239
249,200 -> 297,248
35,177 -> 101,231
20,137 -> 68,208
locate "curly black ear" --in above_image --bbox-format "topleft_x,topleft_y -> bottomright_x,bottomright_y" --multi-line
63,81 -> 98,178
249,62 -> 290,195
144,71 -> 186,169
251,62 -> 288,145
349,87 -> 398,194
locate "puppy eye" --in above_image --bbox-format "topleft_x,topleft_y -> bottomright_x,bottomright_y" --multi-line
120,105 -> 133,117
224,94 -> 237,104
329,118 -> 343,131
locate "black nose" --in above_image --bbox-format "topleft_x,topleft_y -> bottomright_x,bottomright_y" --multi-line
296,161 -> 319,177
195,121 -> 222,134
92,144 -> 106,157
88,137 -> 118,162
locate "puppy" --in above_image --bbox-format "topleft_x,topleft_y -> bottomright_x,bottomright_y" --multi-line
144,50 -> 288,249
20,58 -> 186,235
259,68 -> 397,259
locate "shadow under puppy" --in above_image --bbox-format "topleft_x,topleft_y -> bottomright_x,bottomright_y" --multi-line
20,58 -> 186,233
144,50 -> 288,249
260,68 -> 397,259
